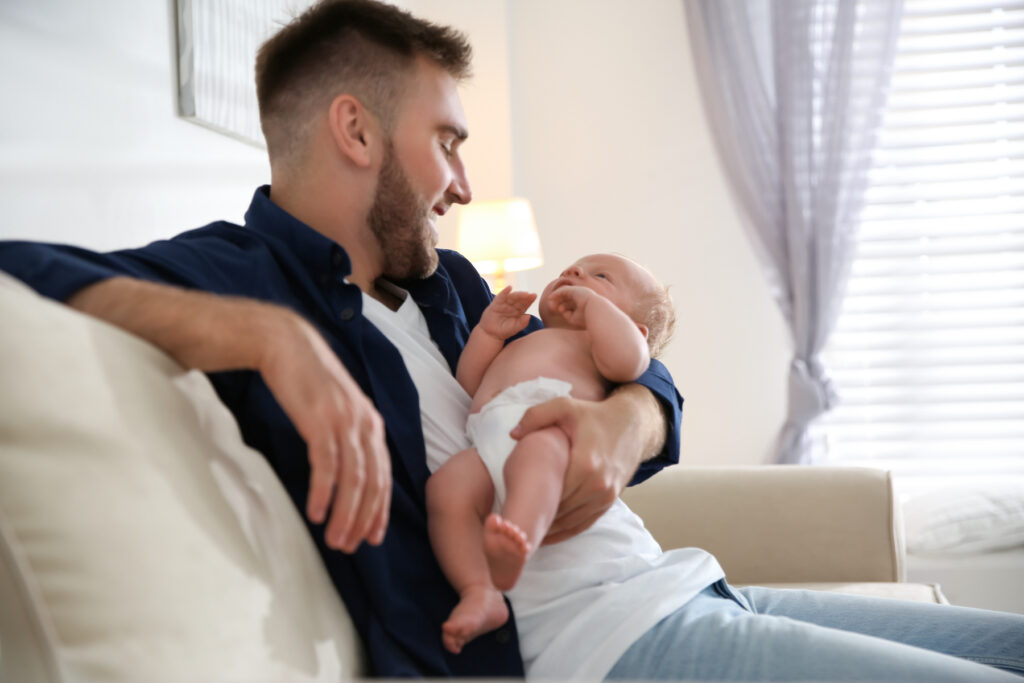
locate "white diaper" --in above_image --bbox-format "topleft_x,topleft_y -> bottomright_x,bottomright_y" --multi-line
465,377 -> 573,508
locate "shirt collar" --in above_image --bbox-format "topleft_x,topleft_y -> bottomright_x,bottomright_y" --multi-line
244,185 -> 352,281
244,185 -> 459,314
394,264 -> 460,314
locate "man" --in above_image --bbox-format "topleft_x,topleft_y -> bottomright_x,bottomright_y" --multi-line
0,0 -> 681,676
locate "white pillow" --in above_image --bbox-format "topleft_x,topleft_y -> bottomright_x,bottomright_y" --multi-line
0,272 -> 364,682
903,482 -> 1024,556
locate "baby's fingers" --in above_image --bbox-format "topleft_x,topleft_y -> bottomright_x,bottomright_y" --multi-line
507,290 -> 537,312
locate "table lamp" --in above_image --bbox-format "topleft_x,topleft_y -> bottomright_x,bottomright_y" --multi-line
456,198 -> 543,291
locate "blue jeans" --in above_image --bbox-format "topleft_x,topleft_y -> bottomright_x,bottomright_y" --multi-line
607,581 -> 1024,680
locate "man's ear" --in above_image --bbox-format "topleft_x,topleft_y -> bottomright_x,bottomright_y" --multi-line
327,94 -> 377,168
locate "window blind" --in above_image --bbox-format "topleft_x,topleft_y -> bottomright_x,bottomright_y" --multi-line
818,0 -> 1024,477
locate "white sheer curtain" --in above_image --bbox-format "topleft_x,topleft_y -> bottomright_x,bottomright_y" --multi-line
684,0 -> 904,464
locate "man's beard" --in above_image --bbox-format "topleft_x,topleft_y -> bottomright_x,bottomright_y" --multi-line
367,141 -> 439,281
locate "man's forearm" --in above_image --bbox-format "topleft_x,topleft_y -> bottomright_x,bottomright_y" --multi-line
67,276 -> 292,373
69,276 -> 393,552
610,382 -> 668,465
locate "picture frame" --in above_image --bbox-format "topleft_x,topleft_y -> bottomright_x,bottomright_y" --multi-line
174,0 -> 315,147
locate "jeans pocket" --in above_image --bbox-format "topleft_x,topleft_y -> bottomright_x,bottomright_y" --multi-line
712,579 -> 753,613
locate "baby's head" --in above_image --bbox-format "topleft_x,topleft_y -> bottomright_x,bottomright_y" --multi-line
539,253 -> 676,358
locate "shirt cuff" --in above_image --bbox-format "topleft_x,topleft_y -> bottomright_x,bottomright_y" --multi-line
629,357 -> 683,485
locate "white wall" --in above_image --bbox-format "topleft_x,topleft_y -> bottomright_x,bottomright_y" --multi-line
0,0 -> 791,466
0,1 -> 270,250
505,1 -> 790,466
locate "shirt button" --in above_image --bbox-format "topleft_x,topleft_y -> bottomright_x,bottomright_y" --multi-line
339,308 -> 355,321
331,250 -> 344,267
495,628 -> 511,644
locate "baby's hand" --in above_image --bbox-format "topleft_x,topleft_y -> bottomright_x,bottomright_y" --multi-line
548,285 -> 597,327
479,286 -> 537,340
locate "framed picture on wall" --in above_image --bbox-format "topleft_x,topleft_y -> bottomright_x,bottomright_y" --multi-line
174,0 -> 316,147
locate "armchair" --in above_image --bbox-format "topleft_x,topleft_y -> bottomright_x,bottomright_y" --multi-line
623,465 -> 945,604
0,272 -> 941,682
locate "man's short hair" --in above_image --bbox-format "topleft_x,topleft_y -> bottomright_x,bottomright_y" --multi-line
255,0 -> 471,167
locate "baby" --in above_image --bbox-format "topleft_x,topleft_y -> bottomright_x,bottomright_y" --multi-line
425,253 -> 675,654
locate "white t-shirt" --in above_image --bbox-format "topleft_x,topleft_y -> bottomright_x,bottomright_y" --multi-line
360,286 -> 723,680
361,287 -> 472,473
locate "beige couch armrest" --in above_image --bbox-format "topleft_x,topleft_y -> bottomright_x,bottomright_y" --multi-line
620,466 -> 905,584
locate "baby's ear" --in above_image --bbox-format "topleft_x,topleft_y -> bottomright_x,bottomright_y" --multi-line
636,323 -> 649,339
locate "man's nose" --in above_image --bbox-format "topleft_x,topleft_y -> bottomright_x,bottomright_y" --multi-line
448,165 -> 472,205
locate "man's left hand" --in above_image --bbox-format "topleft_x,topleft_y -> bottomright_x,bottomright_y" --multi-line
510,384 -> 664,544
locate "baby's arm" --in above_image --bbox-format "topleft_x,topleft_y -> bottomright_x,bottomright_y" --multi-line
456,286 -> 537,396
548,286 -> 650,383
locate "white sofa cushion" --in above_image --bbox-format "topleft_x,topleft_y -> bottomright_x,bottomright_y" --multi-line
0,272 -> 363,682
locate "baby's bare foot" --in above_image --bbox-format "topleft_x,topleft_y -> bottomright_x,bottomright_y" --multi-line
483,513 -> 530,591
442,585 -> 509,654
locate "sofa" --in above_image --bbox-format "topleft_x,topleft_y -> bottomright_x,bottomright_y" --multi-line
0,271 -> 945,682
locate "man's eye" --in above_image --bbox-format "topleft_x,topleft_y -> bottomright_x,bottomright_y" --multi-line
440,142 -> 453,157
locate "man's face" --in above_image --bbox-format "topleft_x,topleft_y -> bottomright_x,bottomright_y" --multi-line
369,57 -> 472,281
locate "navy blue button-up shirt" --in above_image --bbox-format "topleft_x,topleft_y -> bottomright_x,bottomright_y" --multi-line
0,186 -> 683,677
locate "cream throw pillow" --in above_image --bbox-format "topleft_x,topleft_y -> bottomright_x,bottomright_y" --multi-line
0,272 -> 364,682
903,482 -> 1024,556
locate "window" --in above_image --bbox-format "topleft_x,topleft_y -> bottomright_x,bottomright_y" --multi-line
818,0 -> 1024,479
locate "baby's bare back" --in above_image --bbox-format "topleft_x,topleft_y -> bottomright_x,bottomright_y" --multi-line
469,328 -> 610,413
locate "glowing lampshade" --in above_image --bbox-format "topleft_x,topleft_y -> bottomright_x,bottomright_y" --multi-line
457,198 -> 543,289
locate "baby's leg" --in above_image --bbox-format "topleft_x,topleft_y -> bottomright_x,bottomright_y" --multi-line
484,426 -> 570,590
425,448 -> 508,654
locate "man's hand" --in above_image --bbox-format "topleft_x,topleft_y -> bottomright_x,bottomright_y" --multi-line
259,312 -> 391,553
477,285 -> 536,341
510,384 -> 666,544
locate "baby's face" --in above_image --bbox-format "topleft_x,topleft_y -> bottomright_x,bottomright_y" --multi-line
538,253 -> 655,327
